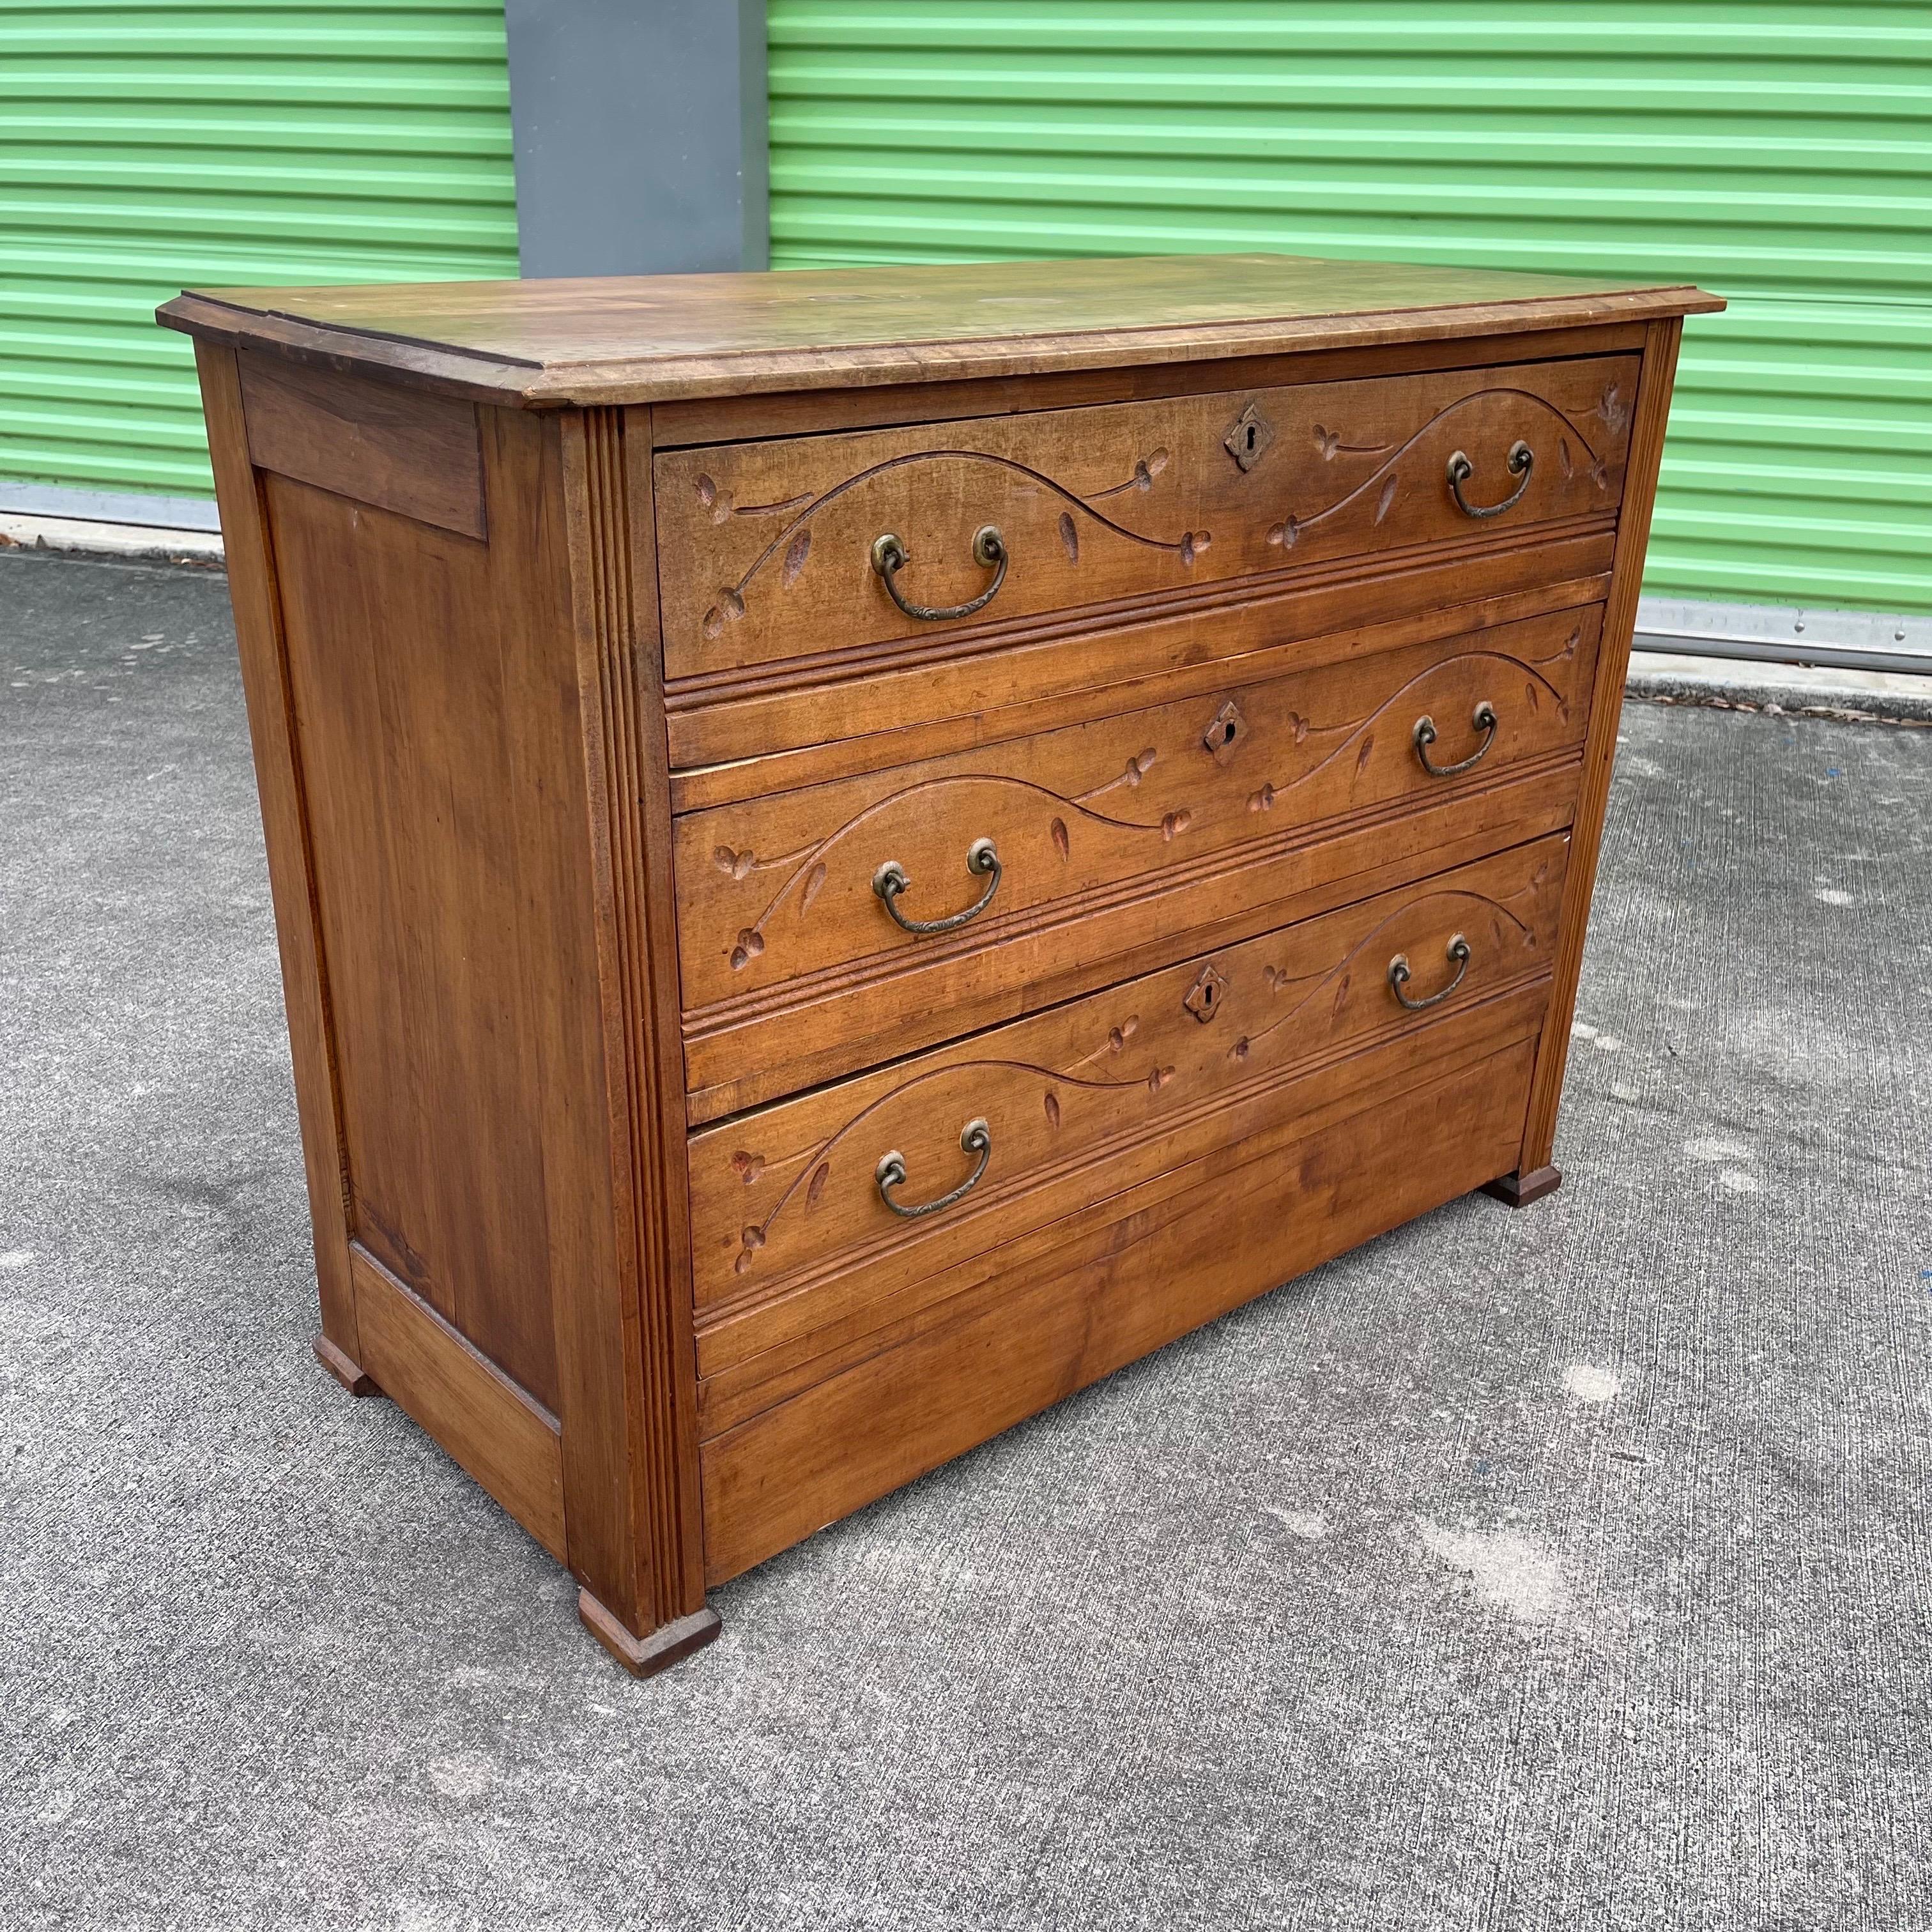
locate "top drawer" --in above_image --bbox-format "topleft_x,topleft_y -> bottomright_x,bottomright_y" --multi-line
654,353 -> 1637,684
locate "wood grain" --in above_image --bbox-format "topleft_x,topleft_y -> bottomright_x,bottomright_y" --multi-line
667,565 -> 1613,814
557,403 -> 709,1638
648,320 -> 1654,449
694,982 -> 1549,1441
699,1031 -> 1539,1584
157,254 -> 1722,408
239,349 -> 486,539
172,257 -> 1717,1668
349,1243 -> 566,1558
677,604 -> 1597,1013
654,355 -> 1637,682
191,342 -> 362,1375
677,608 -> 1595,1115
1517,318 -> 1686,1178
688,834 -> 1568,1335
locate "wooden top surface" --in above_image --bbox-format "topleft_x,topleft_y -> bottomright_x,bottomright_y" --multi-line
159,253 -> 1722,409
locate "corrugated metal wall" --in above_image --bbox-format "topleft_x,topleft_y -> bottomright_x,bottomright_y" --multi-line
0,0 -> 519,503
768,1 -> 1932,617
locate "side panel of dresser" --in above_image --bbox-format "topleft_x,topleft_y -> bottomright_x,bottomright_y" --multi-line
193,346 -> 713,1673
1500,315 -> 1685,1199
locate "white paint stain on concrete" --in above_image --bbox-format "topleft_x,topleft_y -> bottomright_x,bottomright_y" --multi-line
1719,1170 -> 1761,1194
0,1252 -> 31,1269
1562,1363 -> 1622,1404
1685,1136 -> 1749,1164
1416,1521 -> 1569,1625
1570,1020 -> 1599,1041
1593,1035 -> 1623,1052
1267,1508 -> 1328,1542
1814,887 -> 1855,906
426,1754 -> 496,1799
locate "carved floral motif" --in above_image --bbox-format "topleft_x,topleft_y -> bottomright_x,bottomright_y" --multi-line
716,877 -> 1548,1278
712,649 -> 1570,972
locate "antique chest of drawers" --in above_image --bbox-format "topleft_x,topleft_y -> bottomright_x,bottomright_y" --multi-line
160,255 -> 1721,1675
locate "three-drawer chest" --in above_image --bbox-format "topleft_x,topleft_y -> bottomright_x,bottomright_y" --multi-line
161,254 -> 1721,1675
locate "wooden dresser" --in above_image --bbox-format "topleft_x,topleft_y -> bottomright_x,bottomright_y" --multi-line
160,256 -> 1721,1676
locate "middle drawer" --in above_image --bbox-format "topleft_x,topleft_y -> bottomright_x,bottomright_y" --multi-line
675,602 -> 1599,1116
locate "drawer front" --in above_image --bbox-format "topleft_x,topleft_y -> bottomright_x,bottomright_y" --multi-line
676,604 -> 1597,1104
699,1025 -> 1540,1584
687,832 -> 1568,1350
654,354 -> 1637,684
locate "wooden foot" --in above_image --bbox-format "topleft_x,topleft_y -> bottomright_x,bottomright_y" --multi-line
1481,1164 -> 1563,1209
578,1590 -> 723,1679
313,1332 -> 379,1396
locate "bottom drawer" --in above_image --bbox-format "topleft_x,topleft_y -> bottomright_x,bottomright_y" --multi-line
698,1021 -> 1542,1584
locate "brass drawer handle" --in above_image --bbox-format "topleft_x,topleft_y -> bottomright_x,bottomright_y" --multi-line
1446,440 -> 1533,519
1388,934 -> 1471,1011
877,1117 -> 992,1219
1413,700 -> 1498,778
873,837 -> 1000,935
870,523 -> 1008,621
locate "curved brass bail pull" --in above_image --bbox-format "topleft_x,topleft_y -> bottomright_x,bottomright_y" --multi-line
873,838 -> 1001,935
1413,700 -> 1499,778
871,524 -> 1008,621
1446,440 -> 1534,519
1388,934 -> 1472,1011
876,1118 -> 993,1219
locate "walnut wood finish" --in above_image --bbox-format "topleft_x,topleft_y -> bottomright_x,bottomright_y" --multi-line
676,609 -> 1598,1110
665,530 -> 1617,778
238,353 -> 486,541
1517,317 -> 1687,1179
689,834 -> 1567,1338
649,319 -> 1653,449
1482,1163 -> 1564,1208
158,253 -> 1721,409
654,355 -> 1635,681
701,1027 -> 1543,1584
164,256 -> 1715,1675
349,1243 -> 566,1559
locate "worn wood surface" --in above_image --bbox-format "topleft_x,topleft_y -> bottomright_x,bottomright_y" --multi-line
349,1244 -> 566,1559
157,254 -> 1721,408
648,321 -> 1654,449
689,834 -> 1567,1334
665,542 -> 1615,785
699,1030 -> 1540,1584
676,605 -> 1597,1013
192,343 -> 363,1374
1516,316 -> 1688,1177
677,604 -> 1595,1116
558,404 -> 710,1637
268,456 -> 577,1410
696,983 -> 1548,1446
176,257 -> 1716,1669
685,753 -> 1580,1124
654,355 -> 1636,682
238,349 -> 486,539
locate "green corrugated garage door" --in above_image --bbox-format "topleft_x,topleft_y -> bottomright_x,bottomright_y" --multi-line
768,1 -> 1932,619
0,0 -> 518,506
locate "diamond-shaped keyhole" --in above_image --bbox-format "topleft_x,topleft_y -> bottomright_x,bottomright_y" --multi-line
1202,698 -> 1248,765
1184,963 -> 1229,1024
1223,402 -> 1275,473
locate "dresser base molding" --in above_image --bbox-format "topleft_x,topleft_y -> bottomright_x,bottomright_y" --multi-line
159,255 -> 1717,1677
1482,1165 -> 1565,1209
312,1333 -> 379,1397
578,1593 -> 723,1679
